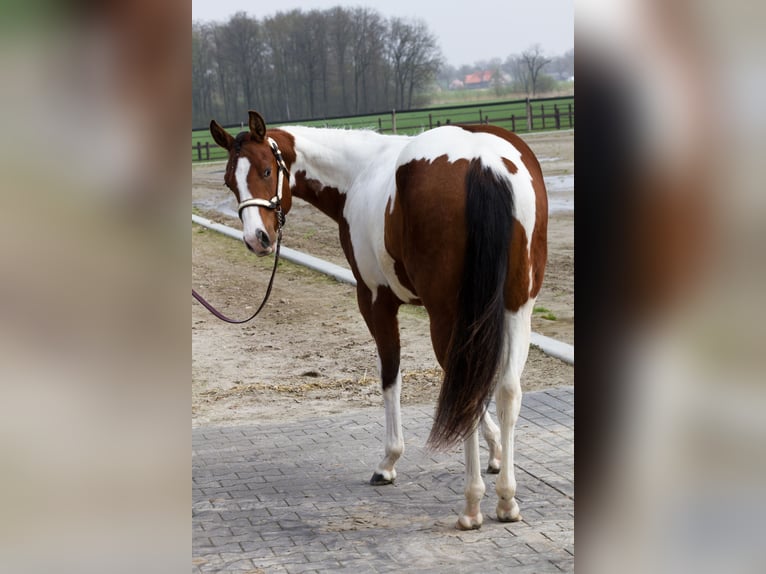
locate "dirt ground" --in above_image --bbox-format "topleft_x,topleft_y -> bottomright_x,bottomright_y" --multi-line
192,130 -> 573,426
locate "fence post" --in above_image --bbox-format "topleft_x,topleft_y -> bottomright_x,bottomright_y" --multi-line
196,141 -> 202,162
526,97 -> 532,131
391,109 -> 397,134
511,114 -> 516,132
479,109 -> 483,124
568,103 -> 573,128
204,142 -> 210,160
541,104 -> 546,129
554,105 -> 560,130
485,115 -> 489,125
378,117 -> 383,132
428,113 -> 433,130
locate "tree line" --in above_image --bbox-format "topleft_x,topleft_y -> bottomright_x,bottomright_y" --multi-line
193,7 -> 442,128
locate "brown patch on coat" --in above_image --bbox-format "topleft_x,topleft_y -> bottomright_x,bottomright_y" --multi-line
504,218 -> 531,312
388,156 -> 469,364
266,128 -> 297,167
529,174 -> 548,297
291,172 -> 345,223
383,197 -> 420,303
502,158 -> 519,174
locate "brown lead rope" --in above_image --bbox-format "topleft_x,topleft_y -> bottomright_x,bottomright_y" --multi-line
192,209 -> 283,324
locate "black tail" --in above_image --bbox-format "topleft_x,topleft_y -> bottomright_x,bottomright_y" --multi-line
428,159 -> 514,449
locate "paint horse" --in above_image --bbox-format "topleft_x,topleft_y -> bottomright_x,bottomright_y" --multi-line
210,111 -> 547,530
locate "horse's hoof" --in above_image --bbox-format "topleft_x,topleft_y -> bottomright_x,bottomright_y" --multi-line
496,499 -> 522,522
369,472 -> 394,486
486,464 -> 500,475
456,514 -> 483,530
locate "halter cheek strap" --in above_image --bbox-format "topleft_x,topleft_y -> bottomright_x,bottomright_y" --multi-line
237,137 -> 290,217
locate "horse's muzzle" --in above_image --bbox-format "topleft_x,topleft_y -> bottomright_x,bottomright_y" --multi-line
244,231 -> 273,256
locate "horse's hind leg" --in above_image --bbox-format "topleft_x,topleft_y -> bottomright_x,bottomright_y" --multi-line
355,284 -> 404,486
456,426 -> 486,530
495,301 -> 534,522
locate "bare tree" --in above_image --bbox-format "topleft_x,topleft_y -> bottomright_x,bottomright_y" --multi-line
388,18 -> 442,109
349,7 -> 386,113
192,23 -> 217,127
329,7 -> 353,115
520,44 -> 551,96
546,48 -> 574,80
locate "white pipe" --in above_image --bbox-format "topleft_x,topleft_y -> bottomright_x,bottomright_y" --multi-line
192,214 -> 574,365
192,214 -> 356,285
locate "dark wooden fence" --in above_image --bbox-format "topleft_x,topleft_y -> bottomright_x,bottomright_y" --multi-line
392,100 -> 575,133
193,95 -> 574,163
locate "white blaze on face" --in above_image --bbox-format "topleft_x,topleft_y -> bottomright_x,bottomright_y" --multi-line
235,156 -> 268,249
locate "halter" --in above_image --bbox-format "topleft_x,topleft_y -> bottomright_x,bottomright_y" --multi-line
192,136 -> 290,324
237,137 -> 290,226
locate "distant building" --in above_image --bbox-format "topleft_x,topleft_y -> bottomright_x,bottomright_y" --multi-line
463,70 -> 494,89
449,79 -> 464,90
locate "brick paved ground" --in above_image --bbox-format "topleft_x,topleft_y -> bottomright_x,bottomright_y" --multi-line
193,386 -> 573,573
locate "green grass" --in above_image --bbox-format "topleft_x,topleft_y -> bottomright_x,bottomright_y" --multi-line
192,96 -> 574,163
533,306 -> 557,321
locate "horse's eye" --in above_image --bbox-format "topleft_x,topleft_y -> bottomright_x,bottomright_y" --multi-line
263,168 -> 272,178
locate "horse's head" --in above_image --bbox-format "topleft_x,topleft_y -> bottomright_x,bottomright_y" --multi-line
210,111 -> 291,256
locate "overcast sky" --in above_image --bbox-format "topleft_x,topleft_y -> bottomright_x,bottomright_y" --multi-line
192,0 -> 573,68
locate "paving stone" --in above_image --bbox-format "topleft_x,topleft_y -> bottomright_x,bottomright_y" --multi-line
193,386 -> 573,572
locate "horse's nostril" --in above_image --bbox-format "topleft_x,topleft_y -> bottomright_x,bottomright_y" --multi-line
256,229 -> 271,249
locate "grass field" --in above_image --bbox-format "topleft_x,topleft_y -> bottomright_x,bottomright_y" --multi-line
192,95 -> 574,163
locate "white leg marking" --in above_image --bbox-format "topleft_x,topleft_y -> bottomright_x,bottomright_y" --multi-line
373,369 -> 404,483
495,300 -> 534,522
457,428 -> 485,530
481,411 -> 502,473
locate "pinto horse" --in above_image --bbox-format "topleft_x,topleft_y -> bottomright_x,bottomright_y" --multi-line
209,111 -> 547,530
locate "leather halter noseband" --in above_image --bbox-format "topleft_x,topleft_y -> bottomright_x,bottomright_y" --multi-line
192,136 -> 291,324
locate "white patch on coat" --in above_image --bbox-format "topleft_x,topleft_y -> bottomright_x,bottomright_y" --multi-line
282,126 -> 416,303
235,156 -> 267,244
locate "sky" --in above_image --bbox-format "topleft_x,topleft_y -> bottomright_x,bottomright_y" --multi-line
191,0 -> 573,68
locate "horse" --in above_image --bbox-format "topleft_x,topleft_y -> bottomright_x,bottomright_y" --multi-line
209,111 -> 547,530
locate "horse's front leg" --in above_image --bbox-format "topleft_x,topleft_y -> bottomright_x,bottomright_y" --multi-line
355,285 -> 404,486
482,411 -> 502,474
370,362 -> 403,485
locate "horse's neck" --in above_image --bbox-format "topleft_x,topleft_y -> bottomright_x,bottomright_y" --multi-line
284,126 -> 406,219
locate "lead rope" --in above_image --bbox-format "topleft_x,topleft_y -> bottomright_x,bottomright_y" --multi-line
192,205 -> 283,324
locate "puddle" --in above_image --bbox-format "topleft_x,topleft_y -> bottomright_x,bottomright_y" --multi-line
544,174 -> 574,214
544,174 -> 574,193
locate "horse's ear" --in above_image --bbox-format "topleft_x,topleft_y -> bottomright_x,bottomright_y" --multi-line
248,111 -> 267,142
210,120 -> 234,150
